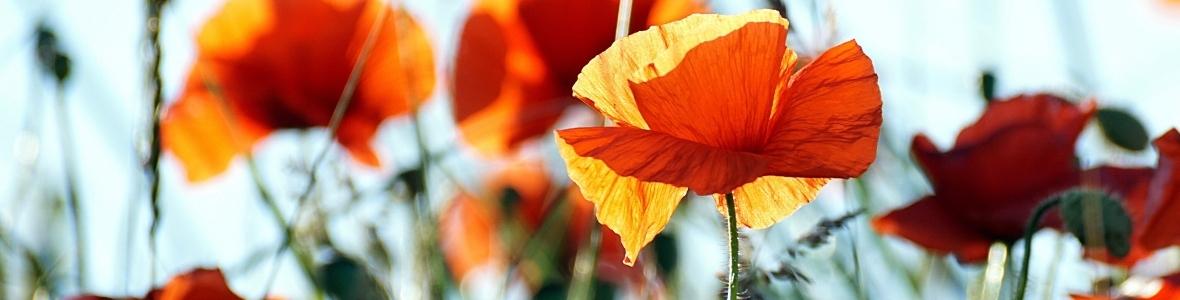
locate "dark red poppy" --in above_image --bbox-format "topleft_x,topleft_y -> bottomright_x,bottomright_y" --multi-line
873,94 -> 1096,262
451,0 -> 700,156
1082,129 -> 1180,266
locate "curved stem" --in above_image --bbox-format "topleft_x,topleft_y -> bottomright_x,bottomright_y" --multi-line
725,193 -> 740,300
1015,198 -> 1061,300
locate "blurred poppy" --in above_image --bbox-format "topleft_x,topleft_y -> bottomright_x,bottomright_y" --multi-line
162,0 -> 435,182
1084,129 -> 1180,265
1070,272 -> 1180,300
439,163 -> 649,289
69,268 -> 242,300
451,0 -> 700,156
555,10 -> 881,265
873,94 -> 1096,263
146,268 -> 243,300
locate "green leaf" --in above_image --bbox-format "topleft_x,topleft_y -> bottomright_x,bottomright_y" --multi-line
1096,108 -> 1149,151
317,254 -> 388,300
979,71 -> 996,102
1056,189 -> 1132,258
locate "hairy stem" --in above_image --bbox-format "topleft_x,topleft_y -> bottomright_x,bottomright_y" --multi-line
725,192 -> 740,300
1015,198 -> 1061,300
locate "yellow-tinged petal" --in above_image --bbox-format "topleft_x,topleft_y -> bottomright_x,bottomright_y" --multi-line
556,134 -> 687,266
572,10 -> 787,129
714,176 -> 830,228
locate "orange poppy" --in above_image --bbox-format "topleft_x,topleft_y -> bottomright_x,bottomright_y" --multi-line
69,268 -> 242,300
451,0 -> 700,156
146,268 -> 243,300
439,163 -> 648,287
872,94 -> 1095,262
162,0 -> 434,182
555,10 -> 882,265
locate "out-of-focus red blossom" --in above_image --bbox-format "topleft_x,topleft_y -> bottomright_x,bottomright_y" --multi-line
451,0 -> 701,156
1082,129 -> 1180,266
68,268 -> 243,300
1070,273 -> 1180,300
438,163 -> 647,288
162,0 -> 435,182
873,94 -> 1096,263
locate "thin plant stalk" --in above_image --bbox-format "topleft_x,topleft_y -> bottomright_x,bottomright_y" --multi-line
144,0 -> 167,285
725,192 -> 740,300
569,220 -> 602,300
54,81 -> 85,290
198,73 -> 325,298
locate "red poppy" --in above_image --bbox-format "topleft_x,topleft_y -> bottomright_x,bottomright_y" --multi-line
1083,129 -> 1180,266
69,268 -> 242,300
451,0 -> 700,156
872,94 -> 1096,262
556,10 -> 882,265
162,0 -> 435,182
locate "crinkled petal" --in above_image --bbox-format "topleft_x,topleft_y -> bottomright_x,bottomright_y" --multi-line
573,9 -> 785,129
555,134 -> 687,266
627,12 -> 788,149
761,40 -> 881,178
558,126 -> 770,194
712,176 -> 830,229
873,196 -> 994,263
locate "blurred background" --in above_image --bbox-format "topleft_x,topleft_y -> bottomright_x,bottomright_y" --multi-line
1,0 -> 1180,299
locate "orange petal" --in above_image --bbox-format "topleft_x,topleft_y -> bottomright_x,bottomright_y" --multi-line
872,196 -> 994,263
555,133 -> 687,266
452,8 -> 564,156
572,10 -> 785,129
646,0 -> 705,25
762,40 -> 882,178
162,74 -> 269,182
439,194 -> 503,281
713,176 -> 830,229
627,12 -> 788,149
558,126 -> 769,195
151,268 -> 243,300
1140,129 -> 1180,250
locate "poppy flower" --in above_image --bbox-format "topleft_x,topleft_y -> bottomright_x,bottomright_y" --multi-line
451,0 -> 700,156
872,94 -> 1096,262
439,163 -> 650,288
162,0 -> 435,182
1084,129 -> 1180,266
69,268 -> 242,300
555,10 -> 882,265
1070,272 -> 1180,300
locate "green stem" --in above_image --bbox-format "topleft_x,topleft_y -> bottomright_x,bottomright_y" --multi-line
1015,198 -> 1061,300
55,81 -> 85,290
250,158 -> 322,299
569,222 -> 601,300
144,0 -> 167,285
725,192 -> 740,300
